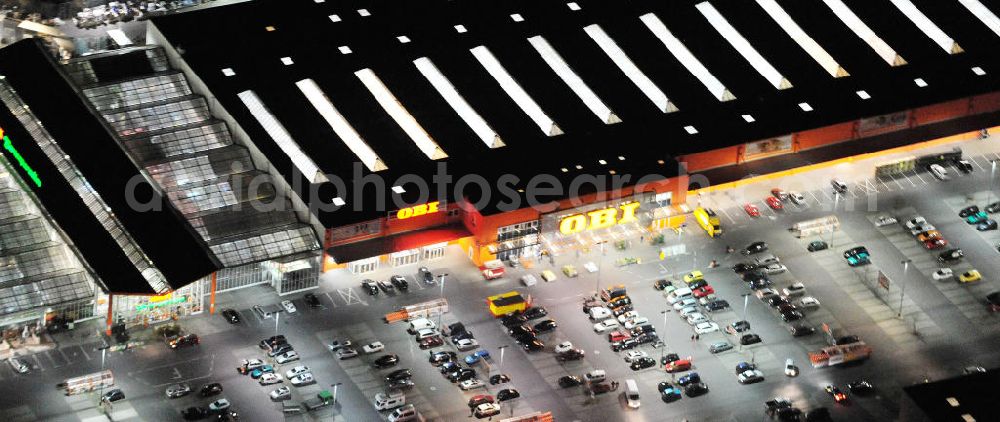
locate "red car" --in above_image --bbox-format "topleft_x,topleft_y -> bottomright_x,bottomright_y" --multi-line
419,336 -> 444,349
770,188 -> 788,201
608,329 -> 632,343
765,197 -> 784,210
692,286 -> 715,298
744,203 -> 760,217
665,358 -> 692,373
924,238 -> 948,249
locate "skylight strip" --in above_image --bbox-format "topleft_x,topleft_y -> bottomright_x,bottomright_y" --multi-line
755,0 -> 847,78
695,2 -> 791,90
958,0 -> 1000,38
295,79 -> 388,172
639,13 -> 734,102
354,68 -> 448,160
527,35 -> 620,124
822,0 -> 907,66
413,57 -> 505,148
583,24 -> 676,113
238,91 -> 328,183
470,45 -> 563,136
890,0 -> 962,54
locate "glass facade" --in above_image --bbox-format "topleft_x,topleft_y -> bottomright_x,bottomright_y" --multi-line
495,220 -> 541,261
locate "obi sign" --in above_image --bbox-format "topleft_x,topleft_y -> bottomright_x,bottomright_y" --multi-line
559,202 -> 640,235
396,201 -> 440,220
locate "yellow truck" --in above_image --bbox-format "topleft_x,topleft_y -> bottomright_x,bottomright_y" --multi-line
693,207 -> 721,238
488,291 -> 528,317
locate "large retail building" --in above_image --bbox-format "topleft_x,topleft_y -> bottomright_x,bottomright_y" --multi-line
0,0 -> 998,333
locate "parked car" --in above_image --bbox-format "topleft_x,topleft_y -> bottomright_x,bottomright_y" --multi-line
709,341 -> 733,353
221,309 -> 240,324
874,215 -> 898,227
939,248 -> 964,263
742,241 -> 768,255
474,403 -> 501,419
337,347 -> 359,359
290,373 -> 314,386
788,324 -> 815,337
977,220 -> 998,231
825,385 -> 848,403
250,365 -> 274,379
630,357 -> 657,370
390,275 -> 409,291
259,373 -> 283,385
166,383 -> 192,399
740,334 -> 763,345
744,203 -> 760,217
428,351 -> 457,366
169,334 -> 200,349
677,372 -> 701,387
955,159 -> 974,173
987,202 -> 1000,213
373,354 -> 400,369
785,359 -> 799,377
558,375 -> 582,388
418,267 -> 436,284
848,380 -> 875,396
928,164 -> 949,180
101,389 -> 125,403
799,296 -> 821,309
489,374 -> 511,385
208,398 -> 231,412
533,319 -> 558,333
665,359 -> 692,373
593,319 -> 620,332
705,299 -> 730,312
269,386 -> 291,401
275,350 -> 299,364
658,381 -> 683,402
782,282 -> 806,297
933,268 -> 954,280
496,388 -> 520,402
771,188 -> 789,201
460,379 -> 486,390
199,383 -> 224,397
959,270 -> 982,283
182,406 -> 210,420
361,280 -> 379,295
959,205 -> 980,218
385,369 -> 413,383
726,320 -> 751,334
285,366 -> 310,378
455,338 -> 479,351
362,341 -> 385,354
447,368 -> 476,383
807,240 -> 829,252
465,350 -> 491,365
281,300 -> 297,313
831,179 -> 848,194
523,307 -> 548,320
685,382 -> 709,397
694,322 -> 719,334
766,196 -> 784,210
419,336 -> 444,349
738,370 -> 765,384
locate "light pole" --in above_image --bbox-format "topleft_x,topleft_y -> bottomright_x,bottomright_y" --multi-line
594,241 -> 607,296
437,273 -> 449,299
829,192 -> 840,248
898,259 -> 912,318
331,382 -> 343,405
987,160 -> 997,207
498,345 -> 509,372
738,293 -> 751,352
659,310 -> 669,361
436,274 -> 448,330
274,309 -> 282,335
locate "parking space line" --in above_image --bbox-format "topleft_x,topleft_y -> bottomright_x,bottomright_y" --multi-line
31,354 -> 42,371
971,156 -> 988,170
901,171 -> 917,187
324,291 -> 339,307
912,170 -> 928,184
717,207 -> 737,225
876,177 -> 892,192
58,348 -> 71,364
79,345 -> 91,361
760,200 -> 776,216
808,190 -> 823,205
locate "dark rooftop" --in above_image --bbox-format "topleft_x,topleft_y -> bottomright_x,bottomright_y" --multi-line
0,40 -> 220,294
903,368 -> 998,422
151,0 -> 1000,228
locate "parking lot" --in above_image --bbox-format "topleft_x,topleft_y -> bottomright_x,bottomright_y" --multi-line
3,137 -> 1000,421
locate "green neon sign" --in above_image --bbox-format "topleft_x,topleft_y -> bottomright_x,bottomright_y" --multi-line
0,128 -> 41,187
135,296 -> 187,311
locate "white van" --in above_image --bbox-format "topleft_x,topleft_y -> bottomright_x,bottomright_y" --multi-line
624,379 -> 641,408
667,288 -> 693,304
387,404 -> 420,422
407,318 -> 436,334
374,390 -> 406,411
588,307 -> 612,321
584,369 -> 606,383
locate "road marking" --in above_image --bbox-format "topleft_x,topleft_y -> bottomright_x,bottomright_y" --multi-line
79,345 -> 91,360
323,291 -> 339,308
877,177 -> 892,191
59,348 -> 71,364
718,207 -> 737,224
407,275 -> 425,290
901,171 -> 917,187
338,288 -> 368,306
912,170 -> 928,184
44,350 -> 61,368
31,354 -> 43,371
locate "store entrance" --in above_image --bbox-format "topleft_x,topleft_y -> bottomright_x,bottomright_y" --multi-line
391,249 -> 420,267
422,242 -> 447,261
348,257 -> 379,274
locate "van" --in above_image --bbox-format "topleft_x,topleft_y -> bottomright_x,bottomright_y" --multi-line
407,318 -> 435,334
415,328 -> 438,341
584,369 -> 606,383
374,390 -> 406,410
624,379 -> 641,408
588,307 -> 612,321
388,404 -> 419,422
666,288 -> 693,304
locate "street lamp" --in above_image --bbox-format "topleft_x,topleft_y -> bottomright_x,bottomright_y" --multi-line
498,345 -> 509,371
436,273 -> 448,329
273,309 -> 283,335
738,293 -> 751,352
829,192 -> 840,248
331,382 -> 343,405
987,160 -> 997,207
594,241 -> 607,296
659,310 -> 670,361
898,259 -> 912,318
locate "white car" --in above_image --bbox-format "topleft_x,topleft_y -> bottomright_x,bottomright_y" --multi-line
259,373 -> 283,385
459,379 -> 486,390
905,216 -> 927,230
910,224 -> 936,236
784,359 -> 799,377
875,215 -> 898,227
624,317 -> 649,329
270,386 -> 291,400
285,366 -> 310,378
694,322 -> 720,334
755,288 -> 779,300
588,307 -> 612,321
362,341 -> 385,354
929,164 -> 949,180
738,369 -> 765,384
337,347 -> 359,359
281,300 -> 297,313
520,274 -> 538,286
584,262 -> 599,273
623,350 -> 648,363
455,338 -> 479,351
678,306 -> 700,318
686,313 -> 708,325
782,282 -> 806,297
242,358 -> 265,372
290,373 -> 315,386
209,398 -> 231,411
798,297 -> 821,309
933,268 -> 954,280
673,298 -> 697,310
276,350 -> 299,364
763,263 -> 787,275
789,191 -> 806,204
593,319 -> 620,333
617,311 -> 639,323
554,341 -> 574,354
